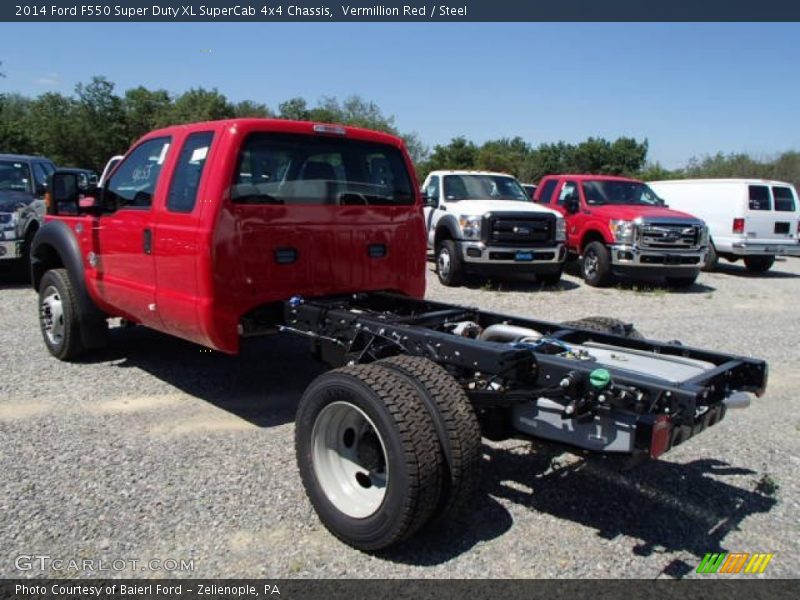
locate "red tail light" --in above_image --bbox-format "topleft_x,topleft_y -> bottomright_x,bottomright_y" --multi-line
732,218 -> 745,234
650,415 -> 671,459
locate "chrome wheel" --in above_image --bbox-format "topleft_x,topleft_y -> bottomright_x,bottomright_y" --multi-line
583,249 -> 599,279
40,285 -> 65,347
437,247 -> 451,279
311,401 -> 388,519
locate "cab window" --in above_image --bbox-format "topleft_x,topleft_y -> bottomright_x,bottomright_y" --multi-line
557,181 -> 579,206
167,132 -> 214,213
105,137 -> 171,210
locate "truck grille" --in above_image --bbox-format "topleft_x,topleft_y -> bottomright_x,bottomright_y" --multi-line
484,214 -> 555,247
638,222 -> 700,249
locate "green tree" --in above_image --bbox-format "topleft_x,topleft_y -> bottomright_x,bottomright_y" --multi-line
123,86 -> 171,142
233,100 -> 271,118
162,87 -> 234,126
475,137 -> 530,175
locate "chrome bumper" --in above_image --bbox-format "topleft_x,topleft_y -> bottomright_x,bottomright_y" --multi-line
458,241 -> 567,265
0,240 -> 23,260
730,242 -> 800,257
609,244 -> 706,268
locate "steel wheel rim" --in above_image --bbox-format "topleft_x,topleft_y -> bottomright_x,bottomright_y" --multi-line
40,285 -> 65,346
311,401 -> 388,519
437,247 -> 451,278
584,250 -> 598,278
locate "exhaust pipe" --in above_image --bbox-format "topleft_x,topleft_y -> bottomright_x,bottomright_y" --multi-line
723,392 -> 751,409
479,324 -> 543,343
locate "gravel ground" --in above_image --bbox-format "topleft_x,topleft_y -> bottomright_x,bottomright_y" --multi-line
1,258 -> 798,579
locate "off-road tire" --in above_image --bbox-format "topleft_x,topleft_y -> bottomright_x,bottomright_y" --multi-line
295,365 -> 443,551
436,239 -> 464,287
744,255 -> 775,273
581,241 -> 612,287
376,355 -> 482,519
38,269 -> 86,360
561,316 -> 645,340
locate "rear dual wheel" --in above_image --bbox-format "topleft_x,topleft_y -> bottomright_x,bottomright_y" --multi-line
295,359 -> 481,551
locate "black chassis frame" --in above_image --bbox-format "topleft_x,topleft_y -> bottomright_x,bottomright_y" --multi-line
280,292 -> 767,456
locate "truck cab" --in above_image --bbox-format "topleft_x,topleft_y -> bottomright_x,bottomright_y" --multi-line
534,174 -> 708,287
421,170 -> 567,286
33,119 -> 427,357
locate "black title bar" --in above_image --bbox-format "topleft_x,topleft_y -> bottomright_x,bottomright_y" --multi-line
4,0 -> 800,22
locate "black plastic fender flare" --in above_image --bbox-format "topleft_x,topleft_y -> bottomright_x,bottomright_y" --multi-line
433,214 -> 462,248
31,220 -> 107,349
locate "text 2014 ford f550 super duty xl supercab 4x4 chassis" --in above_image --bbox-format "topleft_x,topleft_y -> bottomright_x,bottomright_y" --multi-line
33,119 -> 768,552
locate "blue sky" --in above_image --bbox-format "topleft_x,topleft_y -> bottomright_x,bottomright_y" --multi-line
2,22 -> 799,167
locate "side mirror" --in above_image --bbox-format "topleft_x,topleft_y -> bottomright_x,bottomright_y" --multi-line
422,193 -> 438,208
36,182 -> 48,196
565,195 -> 580,214
48,171 -> 102,216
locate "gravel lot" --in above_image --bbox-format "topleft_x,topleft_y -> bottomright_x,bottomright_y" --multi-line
1,258 -> 798,579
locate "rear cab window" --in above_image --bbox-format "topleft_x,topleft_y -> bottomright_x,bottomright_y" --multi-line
748,185 -> 771,211
772,186 -> 797,212
167,131 -> 214,213
231,133 -> 414,206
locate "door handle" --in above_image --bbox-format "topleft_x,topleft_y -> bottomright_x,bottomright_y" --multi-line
143,228 -> 152,255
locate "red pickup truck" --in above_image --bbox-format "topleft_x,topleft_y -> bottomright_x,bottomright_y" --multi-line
32,120 -> 767,551
533,174 -> 709,287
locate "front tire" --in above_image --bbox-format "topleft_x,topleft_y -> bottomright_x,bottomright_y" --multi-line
295,365 -> 443,551
436,239 -> 464,287
581,242 -> 612,287
744,255 -> 775,273
38,269 -> 85,360
702,241 -> 718,272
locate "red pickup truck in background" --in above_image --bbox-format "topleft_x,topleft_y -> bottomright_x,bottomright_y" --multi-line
533,174 -> 709,287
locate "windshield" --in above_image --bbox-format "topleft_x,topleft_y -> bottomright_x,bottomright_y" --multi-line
231,133 -> 414,206
442,174 -> 528,202
0,160 -> 32,194
582,180 -> 662,206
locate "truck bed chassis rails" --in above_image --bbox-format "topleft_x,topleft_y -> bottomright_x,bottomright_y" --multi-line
281,292 -> 767,458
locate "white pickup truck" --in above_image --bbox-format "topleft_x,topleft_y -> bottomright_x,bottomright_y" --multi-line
421,170 -> 567,286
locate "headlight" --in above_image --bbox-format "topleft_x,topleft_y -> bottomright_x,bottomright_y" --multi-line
609,219 -> 635,244
0,212 -> 18,230
555,217 -> 567,242
698,224 -> 709,245
458,215 -> 482,240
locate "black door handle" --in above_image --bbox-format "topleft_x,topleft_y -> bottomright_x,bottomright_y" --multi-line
143,228 -> 152,255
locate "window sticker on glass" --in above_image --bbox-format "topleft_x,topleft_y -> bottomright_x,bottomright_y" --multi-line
157,143 -> 171,165
190,146 -> 208,163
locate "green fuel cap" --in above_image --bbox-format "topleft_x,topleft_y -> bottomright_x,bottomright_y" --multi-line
589,368 -> 612,390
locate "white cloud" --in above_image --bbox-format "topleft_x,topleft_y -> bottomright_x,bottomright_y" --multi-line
35,74 -> 59,86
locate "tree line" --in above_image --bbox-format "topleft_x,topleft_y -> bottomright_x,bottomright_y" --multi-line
1,75 -> 797,189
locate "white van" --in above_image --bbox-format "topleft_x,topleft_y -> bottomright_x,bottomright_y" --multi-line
648,179 -> 800,272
